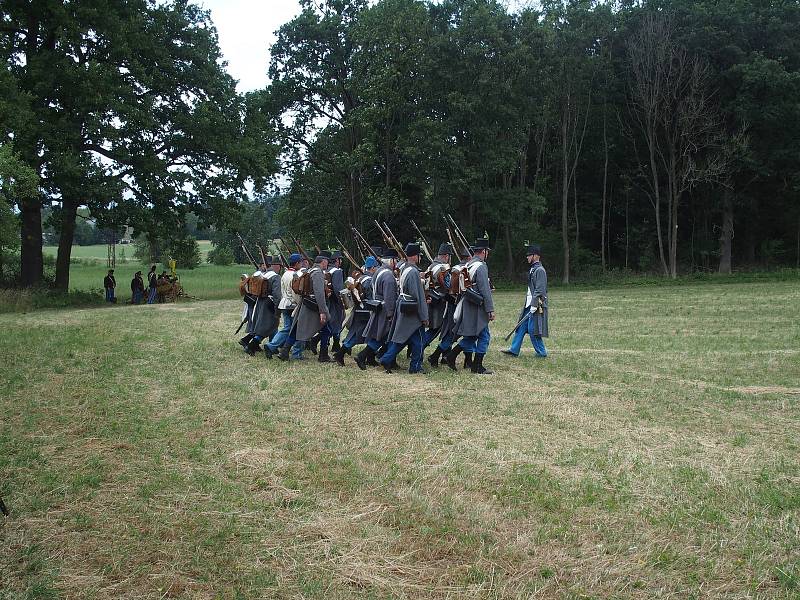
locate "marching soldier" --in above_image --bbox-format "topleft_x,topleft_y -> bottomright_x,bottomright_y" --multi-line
326,250 -> 346,355
423,243 -> 453,351
334,255 -> 378,366
239,260 -> 267,351
502,244 -> 548,357
243,256 -> 282,356
264,253 -> 305,360
428,246 -> 470,368
355,248 -> 398,370
444,239 -> 495,374
378,243 -> 429,374
277,252 -> 332,362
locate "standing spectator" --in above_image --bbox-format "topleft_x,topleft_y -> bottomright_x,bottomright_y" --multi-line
131,271 -> 145,304
103,269 -> 116,303
146,265 -> 158,304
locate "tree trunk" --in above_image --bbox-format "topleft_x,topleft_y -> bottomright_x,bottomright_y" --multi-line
20,195 -> 44,286
55,199 -> 79,290
625,190 -> 629,270
601,111 -> 608,271
670,190 -> 679,278
718,190 -> 733,274
647,125 -> 669,275
573,171 -> 579,259
561,114 -> 570,284
504,222 -> 514,280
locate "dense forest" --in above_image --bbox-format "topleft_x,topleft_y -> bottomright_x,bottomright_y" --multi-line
2,0 -> 800,287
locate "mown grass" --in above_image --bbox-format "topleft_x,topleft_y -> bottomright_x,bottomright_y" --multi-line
0,281 -> 798,598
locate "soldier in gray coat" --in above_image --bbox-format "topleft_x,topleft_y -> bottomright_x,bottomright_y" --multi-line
445,239 -> 495,374
503,244 -> 548,357
325,250 -> 346,355
378,243 -> 429,374
277,253 -> 332,362
243,257 -> 282,356
423,243 -> 453,349
354,248 -> 398,370
335,256 -> 378,366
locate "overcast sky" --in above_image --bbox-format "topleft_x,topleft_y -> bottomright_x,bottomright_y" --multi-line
200,0 -> 303,93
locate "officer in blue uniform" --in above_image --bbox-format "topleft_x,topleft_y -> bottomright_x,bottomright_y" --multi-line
502,244 -> 548,357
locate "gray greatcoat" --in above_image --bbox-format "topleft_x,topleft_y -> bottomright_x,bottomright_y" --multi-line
426,259 -> 449,331
343,272 -> 374,346
362,265 -> 398,342
290,266 -> 331,341
389,263 -> 429,344
327,265 -> 346,334
248,271 -> 282,339
526,260 -> 548,337
453,257 -> 494,337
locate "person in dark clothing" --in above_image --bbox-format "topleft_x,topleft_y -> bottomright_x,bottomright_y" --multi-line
131,271 -> 145,304
146,265 -> 158,304
104,270 -> 116,303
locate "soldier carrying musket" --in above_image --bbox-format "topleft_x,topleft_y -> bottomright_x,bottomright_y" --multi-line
276,250 -> 332,362
444,238 -> 495,374
324,250 -> 347,357
354,247 -> 399,370
422,242 -> 454,354
377,242 -> 429,374
334,252 -> 380,366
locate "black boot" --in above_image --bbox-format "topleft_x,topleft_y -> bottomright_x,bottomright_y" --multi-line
277,345 -> 290,361
344,346 -> 352,356
463,352 -> 473,370
332,337 -> 341,353
334,347 -> 346,366
388,358 -> 400,371
444,346 -> 463,371
472,353 -> 493,375
245,338 -> 260,356
427,347 -> 442,367
239,334 -> 253,349
318,346 -> 332,363
354,347 -> 375,371
263,345 -> 273,359
308,334 -> 320,355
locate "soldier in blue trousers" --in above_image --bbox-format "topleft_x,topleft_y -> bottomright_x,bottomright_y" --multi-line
503,244 -> 548,358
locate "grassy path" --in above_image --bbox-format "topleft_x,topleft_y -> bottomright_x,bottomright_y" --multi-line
1,283 -> 798,598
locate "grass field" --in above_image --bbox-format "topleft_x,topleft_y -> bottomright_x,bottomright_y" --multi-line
42,241 -> 215,261
1,281 -> 799,598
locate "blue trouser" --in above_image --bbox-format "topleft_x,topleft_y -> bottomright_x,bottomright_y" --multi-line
285,323 -> 331,351
437,332 -> 455,352
509,314 -> 548,357
458,326 -> 491,354
105,288 -> 115,302
366,338 -> 383,352
267,310 -> 303,357
423,327 -> 441,348
379,327 -> 425,373
147,287 -> 157,304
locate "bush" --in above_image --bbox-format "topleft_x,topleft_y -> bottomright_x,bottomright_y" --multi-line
207,245 -> 234,266
164,234 -> 201,270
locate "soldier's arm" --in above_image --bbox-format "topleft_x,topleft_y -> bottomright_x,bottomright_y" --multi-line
271,274 -> 282,307
416,271 -> 429,322
384,276 -> 397,317
312,271 -> 331,319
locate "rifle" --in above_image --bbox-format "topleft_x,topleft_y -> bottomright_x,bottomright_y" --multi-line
374,220 -> 396,257
444,221 -> 459,260
273,240 -> 289,268
447,214 -> 472,258
255,242 -> 268,267
351,226 -> 374,260
379,220 -> 407,260
410,219 -> 434,262
236,232 -> 259,270
290,235 -> 312,264
336,236 -> 362,274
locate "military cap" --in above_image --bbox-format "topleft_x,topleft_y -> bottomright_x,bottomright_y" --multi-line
364,256 -> 378,269
288,253 -> 302,265
382,248 -> 399,259
437,242 -> 454,256
471,238 -> 491,251
526,244 -> 542,257
404,242 -> 421,257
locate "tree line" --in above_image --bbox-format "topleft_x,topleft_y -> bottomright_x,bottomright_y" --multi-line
267,0 -> 800,281
2,0 -> 800,289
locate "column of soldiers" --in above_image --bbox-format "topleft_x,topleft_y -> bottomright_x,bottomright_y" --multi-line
237,236 -> 549,374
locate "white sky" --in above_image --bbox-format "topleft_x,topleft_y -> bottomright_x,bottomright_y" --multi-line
199,0 -> 303,92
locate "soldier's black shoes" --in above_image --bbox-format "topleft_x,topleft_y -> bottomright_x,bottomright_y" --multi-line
318,347 -> 332,363
463,352 -> 474,370
245,339 -> 260,356
427,347 -> 442,367
354,347 -> 374,370
501,349 -> 518,356
366,353 -> 380,367
344,347 -> 352,356
332,338 -> 341,353
277,346 -> 290,361
263,346 -> 274,359
444,346 -> 463,371
471,353 -> 493,375
334,348 -> 346,366
239,334 -> 252,349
